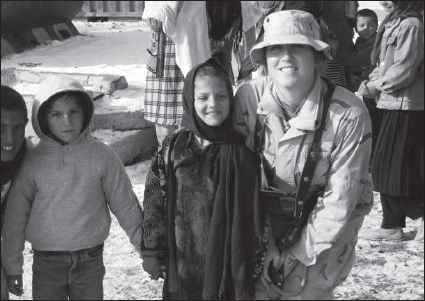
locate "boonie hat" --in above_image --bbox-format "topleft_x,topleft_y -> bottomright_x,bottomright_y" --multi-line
250,10 -> 332,65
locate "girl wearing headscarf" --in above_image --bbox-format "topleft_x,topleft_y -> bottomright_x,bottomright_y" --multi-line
141,58 -> 266,300
359,1 -> 424,242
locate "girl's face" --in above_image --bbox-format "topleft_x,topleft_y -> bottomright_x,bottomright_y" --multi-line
194,75 -> 230,127
356,16 -> 378,40
46,95 -> 84,143
379,1 -> 396,14
266,44 -> 316,90
1,110 -> 27,161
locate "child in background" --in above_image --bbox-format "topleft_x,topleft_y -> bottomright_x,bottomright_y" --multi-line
2,75 -> 144,300
346,8 -> 380,153
1,86 -> 30,300
345,9 -> 379,93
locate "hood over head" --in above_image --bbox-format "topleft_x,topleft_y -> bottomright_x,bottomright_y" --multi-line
32,75 -> 94,145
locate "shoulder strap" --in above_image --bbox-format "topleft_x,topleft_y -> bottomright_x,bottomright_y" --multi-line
294,78 -> 335,217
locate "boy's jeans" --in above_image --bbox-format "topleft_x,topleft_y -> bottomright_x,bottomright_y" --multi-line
32,244 -> 105,300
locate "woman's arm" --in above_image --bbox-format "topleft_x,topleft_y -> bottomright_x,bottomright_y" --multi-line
374,22 -> 424,92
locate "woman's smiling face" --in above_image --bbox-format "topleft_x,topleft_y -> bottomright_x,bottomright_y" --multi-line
266,44 -> 316,90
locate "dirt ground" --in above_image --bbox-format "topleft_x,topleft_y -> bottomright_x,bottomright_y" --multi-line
9,160 -> 424,300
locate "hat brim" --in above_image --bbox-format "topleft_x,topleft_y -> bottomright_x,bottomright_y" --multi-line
250,35 -> 332,65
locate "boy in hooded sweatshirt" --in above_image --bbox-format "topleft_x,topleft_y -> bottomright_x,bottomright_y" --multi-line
1,75 -> 144,300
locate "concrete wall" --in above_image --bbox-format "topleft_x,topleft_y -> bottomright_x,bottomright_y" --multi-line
1,1 -> 84,57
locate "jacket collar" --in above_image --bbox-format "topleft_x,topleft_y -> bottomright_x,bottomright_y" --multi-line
257,75 -> 324,132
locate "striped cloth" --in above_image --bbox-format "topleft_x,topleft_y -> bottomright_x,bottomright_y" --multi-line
323,55 -> 347,88
144,34 -> 184,125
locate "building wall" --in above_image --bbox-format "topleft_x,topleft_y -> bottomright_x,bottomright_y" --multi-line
75,1 -> 145,20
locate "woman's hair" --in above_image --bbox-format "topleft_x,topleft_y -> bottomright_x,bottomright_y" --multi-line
38,92 -> 90,136
1,85 -> 28,119
194,60 -> 233,97
356,9 -> 379,26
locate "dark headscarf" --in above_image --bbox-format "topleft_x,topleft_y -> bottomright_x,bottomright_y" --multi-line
180,57 -> 245,144
164,58 -> 265,300
1,86 -> 28,186
371,1 -> 424,65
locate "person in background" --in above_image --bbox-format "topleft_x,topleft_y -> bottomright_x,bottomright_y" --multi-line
1,86 -> 30,300
359,1 -> 424,242
141,58 -> 266,300
346,9 -> 379,93
207,1 -> 244,86
2,75 -> 145,300
347,8 -> 381,154
142,2 -> 250,147
321,1 -> 359,89
232,10 -> 373,299
142,2 -> 186,147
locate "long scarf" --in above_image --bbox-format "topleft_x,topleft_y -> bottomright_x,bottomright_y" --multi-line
164,58 -> 265,299
1,141 -> 26,186
371,1 -> 424,66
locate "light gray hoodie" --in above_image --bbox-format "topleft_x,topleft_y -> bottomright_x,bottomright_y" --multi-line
2,75 -> 144,275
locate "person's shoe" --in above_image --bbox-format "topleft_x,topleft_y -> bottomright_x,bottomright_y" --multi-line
414,219 -> 424,241
363,227 -> 404,241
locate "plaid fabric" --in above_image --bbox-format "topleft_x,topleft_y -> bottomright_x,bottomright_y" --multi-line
144,35 -> 184,125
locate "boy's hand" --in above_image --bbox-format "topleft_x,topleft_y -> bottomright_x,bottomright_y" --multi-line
6,274 -> 23,296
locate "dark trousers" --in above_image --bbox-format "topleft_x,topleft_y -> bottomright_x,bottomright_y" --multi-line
381,194 -> 424,229
32,244 -> 105,300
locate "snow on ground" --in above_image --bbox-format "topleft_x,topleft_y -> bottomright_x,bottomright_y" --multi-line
4,3 -> 423,300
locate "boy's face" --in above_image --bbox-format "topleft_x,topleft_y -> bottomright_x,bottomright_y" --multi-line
356,16 -> 378,40
1,110 -> 27,161
194,75 -> 230,127
46,95 -> 84,143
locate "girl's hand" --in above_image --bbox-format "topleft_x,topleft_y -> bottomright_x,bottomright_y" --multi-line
278,249 -> 299,279
142,257 -> 165,280
260,235 -> 280,290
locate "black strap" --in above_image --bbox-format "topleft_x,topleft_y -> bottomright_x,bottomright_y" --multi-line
255,78 -> 335,216
294,78 -> 334,217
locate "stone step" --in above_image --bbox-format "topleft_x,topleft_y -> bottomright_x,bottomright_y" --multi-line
15,82 -> 150,131
1,66 -> 128,95
92,128 -> 157,166
14,83 -> 157,165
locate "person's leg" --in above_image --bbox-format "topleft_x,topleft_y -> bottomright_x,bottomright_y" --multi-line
68,244 -> 105,300
381,194 -> 406,229
32,252 -> 69,300
1,265 -> 9,300
363,193 -> 404,241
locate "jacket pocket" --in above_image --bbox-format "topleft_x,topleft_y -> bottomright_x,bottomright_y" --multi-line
383,35 -> 397,67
